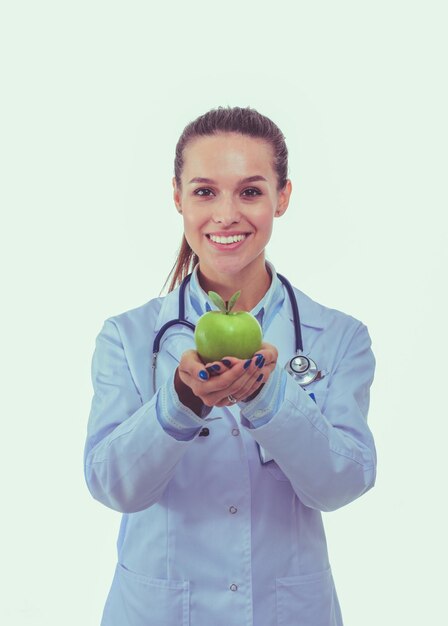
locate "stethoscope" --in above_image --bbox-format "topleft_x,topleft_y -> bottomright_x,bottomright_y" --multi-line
152,272 -> 320,394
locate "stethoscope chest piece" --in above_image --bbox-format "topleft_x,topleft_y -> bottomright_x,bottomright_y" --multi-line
286,354 -> 319,386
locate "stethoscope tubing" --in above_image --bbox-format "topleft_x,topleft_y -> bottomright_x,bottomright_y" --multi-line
277,273 -> 303,353
151,272 -> 315,391
152,274 -> 195,355
153,273 -> 302,355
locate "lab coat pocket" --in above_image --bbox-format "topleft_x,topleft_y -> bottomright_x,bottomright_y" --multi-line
305,373 -> 330,411
102,563 -> 189,626
276,568 -> 339,626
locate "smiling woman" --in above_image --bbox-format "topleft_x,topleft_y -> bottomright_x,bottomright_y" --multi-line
84,106 -> 377,626
171,131 -> 291,310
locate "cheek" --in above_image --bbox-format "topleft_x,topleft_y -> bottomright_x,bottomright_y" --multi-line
181,213 -> 204,251
183,214 -> 203,237
183,228 -> 199,255
254,207 -> 275,233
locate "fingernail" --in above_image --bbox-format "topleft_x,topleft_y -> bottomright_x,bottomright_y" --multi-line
198,370 -> 209,380
206,364 -> 221,374
244,359 -> 252,370
256,373 -> 264,382
255,353 -> 263,360
212,364 -> 221,371
255,354 -> 263,366
257,358 -> 265,368
221,359 -> 231,367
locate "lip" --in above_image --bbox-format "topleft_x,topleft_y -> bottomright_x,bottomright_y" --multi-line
206,231 -> 250,237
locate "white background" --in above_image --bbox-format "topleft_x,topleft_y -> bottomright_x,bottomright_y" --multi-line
1,1 -> 447,624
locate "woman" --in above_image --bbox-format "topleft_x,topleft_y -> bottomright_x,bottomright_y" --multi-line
84,106 -> 376,626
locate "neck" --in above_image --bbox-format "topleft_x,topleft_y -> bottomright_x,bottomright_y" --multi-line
197,262 -> 272,311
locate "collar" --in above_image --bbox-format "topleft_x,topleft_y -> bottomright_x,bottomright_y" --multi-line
153,264 -> 326,333
188,261 -> 285,334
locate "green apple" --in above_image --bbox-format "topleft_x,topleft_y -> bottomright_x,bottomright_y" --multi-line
194,290 -> 263,363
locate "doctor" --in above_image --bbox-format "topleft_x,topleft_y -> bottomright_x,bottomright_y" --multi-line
84,106 -> 377,626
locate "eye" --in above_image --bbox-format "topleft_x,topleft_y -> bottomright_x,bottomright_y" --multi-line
241,187 -> 262,197
194,188 -> 214,197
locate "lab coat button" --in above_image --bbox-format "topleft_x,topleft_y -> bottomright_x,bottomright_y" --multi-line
229,506 -> 237,514
199,428 -> 209,437
230,583 -> 238,591
231,428 -> 240,436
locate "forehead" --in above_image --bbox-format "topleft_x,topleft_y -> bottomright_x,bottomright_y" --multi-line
182,133 -> 275,180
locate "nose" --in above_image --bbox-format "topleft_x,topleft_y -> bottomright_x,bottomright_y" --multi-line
212,196 -> 241,226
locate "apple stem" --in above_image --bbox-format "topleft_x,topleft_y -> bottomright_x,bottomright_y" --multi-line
225,301 -> 229,314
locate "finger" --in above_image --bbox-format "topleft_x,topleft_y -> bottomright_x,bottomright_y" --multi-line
254,342 -> 278,363
240,373 -> 266,401
205,362 -> 224,377
180,358 -> 249,406
225,353 -> 279,401
180,349 -> 277,406
223,355 -> 266,399
203,365 -> 255,405
199,359 -> 250,393
203,356 -> 259,402
195,363 -> 268,407
203,356 -> 239,376
178,349 -> 213,383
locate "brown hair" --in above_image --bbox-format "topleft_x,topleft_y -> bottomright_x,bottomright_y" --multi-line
165,106 -> 289,292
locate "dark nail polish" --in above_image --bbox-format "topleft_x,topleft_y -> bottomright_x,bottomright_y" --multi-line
221,359 -> 231,367
256,374 -> 264,382
198,370 -> 209,380
257,358 -> 265,368
244,359 -> 252,370
255,354 -> 263,366
212,364 -> 221,371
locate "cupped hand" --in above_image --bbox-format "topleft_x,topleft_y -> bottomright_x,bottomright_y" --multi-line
177,342 -> 278,408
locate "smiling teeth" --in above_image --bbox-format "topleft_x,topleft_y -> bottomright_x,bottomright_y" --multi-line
209,234 -> 246,244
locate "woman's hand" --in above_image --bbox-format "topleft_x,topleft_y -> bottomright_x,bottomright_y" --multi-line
175,342 -> 278,411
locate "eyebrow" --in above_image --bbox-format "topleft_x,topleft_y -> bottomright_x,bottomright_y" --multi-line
188,175 -> 268,185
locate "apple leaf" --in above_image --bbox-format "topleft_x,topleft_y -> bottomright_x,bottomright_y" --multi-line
227,290 -> 241,313
208,291 -> 227,313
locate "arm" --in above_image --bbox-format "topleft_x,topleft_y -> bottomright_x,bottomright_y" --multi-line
84,320 -> 269,512
83,320 -> 204,513
241,322 -> 377,512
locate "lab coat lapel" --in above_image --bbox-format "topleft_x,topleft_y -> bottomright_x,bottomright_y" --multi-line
266,283 -> 326,363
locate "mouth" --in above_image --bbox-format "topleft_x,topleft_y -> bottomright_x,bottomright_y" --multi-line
206,233 -> 249,245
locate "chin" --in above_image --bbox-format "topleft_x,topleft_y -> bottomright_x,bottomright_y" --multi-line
208,257 -> 259,278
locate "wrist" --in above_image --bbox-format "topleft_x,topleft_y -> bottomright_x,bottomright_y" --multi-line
242,383 -> 265,403
174,368 -> 205,417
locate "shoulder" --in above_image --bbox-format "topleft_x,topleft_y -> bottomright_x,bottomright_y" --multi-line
108,296 -> 163,327
102,296 -> 165,342
102,286 -> 182,337
287,282 -> 372,355
287,285 -> 374,376
291,284 -> 362,330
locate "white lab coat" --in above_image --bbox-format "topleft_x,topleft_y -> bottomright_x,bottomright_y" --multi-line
84,274 -> 376,626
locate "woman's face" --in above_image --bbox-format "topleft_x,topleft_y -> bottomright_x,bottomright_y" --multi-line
173,132 -> 292,282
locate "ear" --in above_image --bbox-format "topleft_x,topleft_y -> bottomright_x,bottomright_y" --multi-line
274,179 -> 292,217
172,177 -> 182,213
